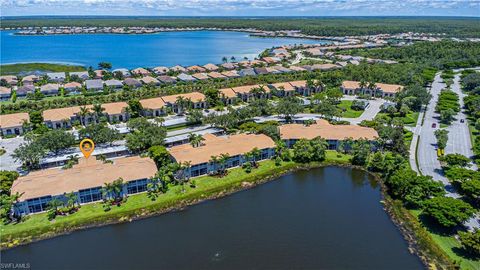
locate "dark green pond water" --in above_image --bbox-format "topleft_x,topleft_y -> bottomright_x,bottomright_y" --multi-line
2,166 -> 423,270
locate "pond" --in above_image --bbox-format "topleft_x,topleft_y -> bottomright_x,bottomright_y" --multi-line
1,166 -> 423,270
0,30 -> 324,69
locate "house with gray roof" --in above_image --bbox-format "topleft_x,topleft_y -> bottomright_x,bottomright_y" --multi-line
16,85 -> 35,98
69,71 -> 90,80
85,79 -> 104,91
46,72 -> 66,82
157,76 -> 177,84
104,79 -> 123,90
238,68 -> 256,77
40,83 -> 59,96
177,73 -> 196,82
123,78 -> 142,88
112,68 -> 131,78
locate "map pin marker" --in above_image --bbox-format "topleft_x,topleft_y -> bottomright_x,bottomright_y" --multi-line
80,139 -> 95,158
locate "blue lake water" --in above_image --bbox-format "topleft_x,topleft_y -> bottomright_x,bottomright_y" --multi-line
0,31 -> 324,69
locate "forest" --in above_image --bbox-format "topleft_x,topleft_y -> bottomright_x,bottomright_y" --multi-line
2,16 -> 480,37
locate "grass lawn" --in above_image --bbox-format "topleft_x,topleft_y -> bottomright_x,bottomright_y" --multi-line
0,63 -> 86,75
410,210 -> 479,270
337,100 -> 364,118
376,111 -> 420,126
1,151 -> 351,248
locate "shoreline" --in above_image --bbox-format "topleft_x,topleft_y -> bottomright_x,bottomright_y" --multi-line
0,160 -> 453,269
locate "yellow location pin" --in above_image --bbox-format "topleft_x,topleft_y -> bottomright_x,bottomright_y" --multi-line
79,139 -> 95,158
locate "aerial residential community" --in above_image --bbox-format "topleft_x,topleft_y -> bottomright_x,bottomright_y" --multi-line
0,2 -> 480,270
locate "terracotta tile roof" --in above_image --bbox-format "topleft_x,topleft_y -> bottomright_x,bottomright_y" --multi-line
63,82 -> 82,89
231,84 -> 270,94
203,63 -> 219,71
11,156 -> 157,201
22,75 -> 39,82
207,72 -> 226,79
170,65 -> 186,72
289,80 -> 308,88
131,68 -> 150,75
375,83 -> 404,93
169,133 -> 275,166
0,86 -> 12,95
279,119 -> 378,141
43,106 -> 87,122
192,73 -> 209,80
220,71 -> 240,78
140,97 -> 166,110
311,64 -> 339,70
187,65 -> 206,72
161,92 -> 206,103
219,88 -> 237,98
288,66 -> 307,72
140,76 -> 160,84
0,112 -> 29,129
270,82 -> 295,91
341,80 -> 361,89
102,102 -> 128,115
153,66 -> 169,74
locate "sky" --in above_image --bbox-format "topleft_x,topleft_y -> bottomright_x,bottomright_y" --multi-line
1,0 -> 479,17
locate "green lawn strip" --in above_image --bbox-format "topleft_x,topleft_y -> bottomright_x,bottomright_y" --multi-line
0,63 -> 86,75
376,111 -> 420,126
409,210 -> 480,270
337,100 -> 364,118
0,151 -> 351,248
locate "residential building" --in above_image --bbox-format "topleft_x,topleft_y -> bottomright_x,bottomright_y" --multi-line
271,65 -> 292,73
46,72 -> 66,82
157,75 -> 177,84
289,80 -> 321,96
310,64 -> 339,71
101,102 -> 129,122
168,133 -> 276,178
170,65 -> 186,72
140,76 -> 160,86
221,70 -> 240,78
21,75 -> 39,85
219,88 -> 238,105
207,72 -> 227,79
253,67 -> 269,75
177,73 -> 196,82
93,70 -> 104,79
231,84 -> 271,102
112,68 -> 131,78
161,92 -> 207,113
0,112 -> 29,137
131,67 -> 150,76
69,71 -> 90,80
16,85 -> 35,98
0,75 -> 18,86
104,79 -> 124,90
43,106 -> 91,129
220,63 -> 237,70
187,65 -> 206,73
140,97 -> 166,117
341,80 -> 404,98
40,83 -> 59,96
153,66 -> 169,75
203,63 -> 219,71
262,57 -> 281,64
123,78 -> 142,88
85,79 -> 104,91
238,68 -> 256,77
192,73 -> 209,80
0,86 -> 12,101
279,119 -> 378,150
63,82 -> 82,94
11,156 -> 157,216
269,82 -> 296,97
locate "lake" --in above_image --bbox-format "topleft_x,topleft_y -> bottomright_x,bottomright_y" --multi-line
2,166 -> 423,270
0,31 -> 323,69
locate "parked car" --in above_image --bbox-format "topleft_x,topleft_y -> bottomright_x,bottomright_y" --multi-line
432,123 -> 437,128
460,119 -> 465,123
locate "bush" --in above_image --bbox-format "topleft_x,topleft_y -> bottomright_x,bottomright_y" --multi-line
422,197 -> 475,228
458,229 -> 480,257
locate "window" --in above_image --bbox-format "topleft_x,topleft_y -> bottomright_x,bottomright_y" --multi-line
26,196 -> 52,213
79,187 -> 102,203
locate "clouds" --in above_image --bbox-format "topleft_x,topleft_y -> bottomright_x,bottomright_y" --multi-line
1,0 -> 479,16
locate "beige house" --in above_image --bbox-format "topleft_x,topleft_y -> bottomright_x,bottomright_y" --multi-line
341,80 -> 404,98
0,112 -> 29,137
219,88 -> 238,105
230,84 -> 271,102
140,97 -> 166,117
161,92 -> 207,113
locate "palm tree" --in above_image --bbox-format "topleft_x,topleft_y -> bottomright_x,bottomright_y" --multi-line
78,106 -> 90,126
222,56 -> 228,63
274,140 -> 286,158
102,178 -> 124,202
209,155 -> 219,174
47,198 -> 64,213
218,153 -> 230,175
65,192 -> 78,208
188,133 -> 204,147
250,147 -> 261,166
230,56 -> 236,62
92,103 -> 105,122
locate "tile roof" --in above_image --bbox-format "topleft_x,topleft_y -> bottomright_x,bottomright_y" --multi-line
203,63 -> 219,71
187,65 -> 206,72
140,76 -> 160,84
0,86 -> 12,95
43,106 -> 87,122
219,88 -> 237,98
161,92 -> 206,103
140,97 -> 166,110
270,82 -> 295,91
375,83 -> 404,93
231,84 -> 270,94
192,73 -> 209,80
101,102 -> 128,115
63,82 -> 82,89
11,156 -> 157,201
289,80 -> 308,88
279,119 -> 378,141
0,112 -> 29,129
207,72 -> 226,79
169,133 -> 275,166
